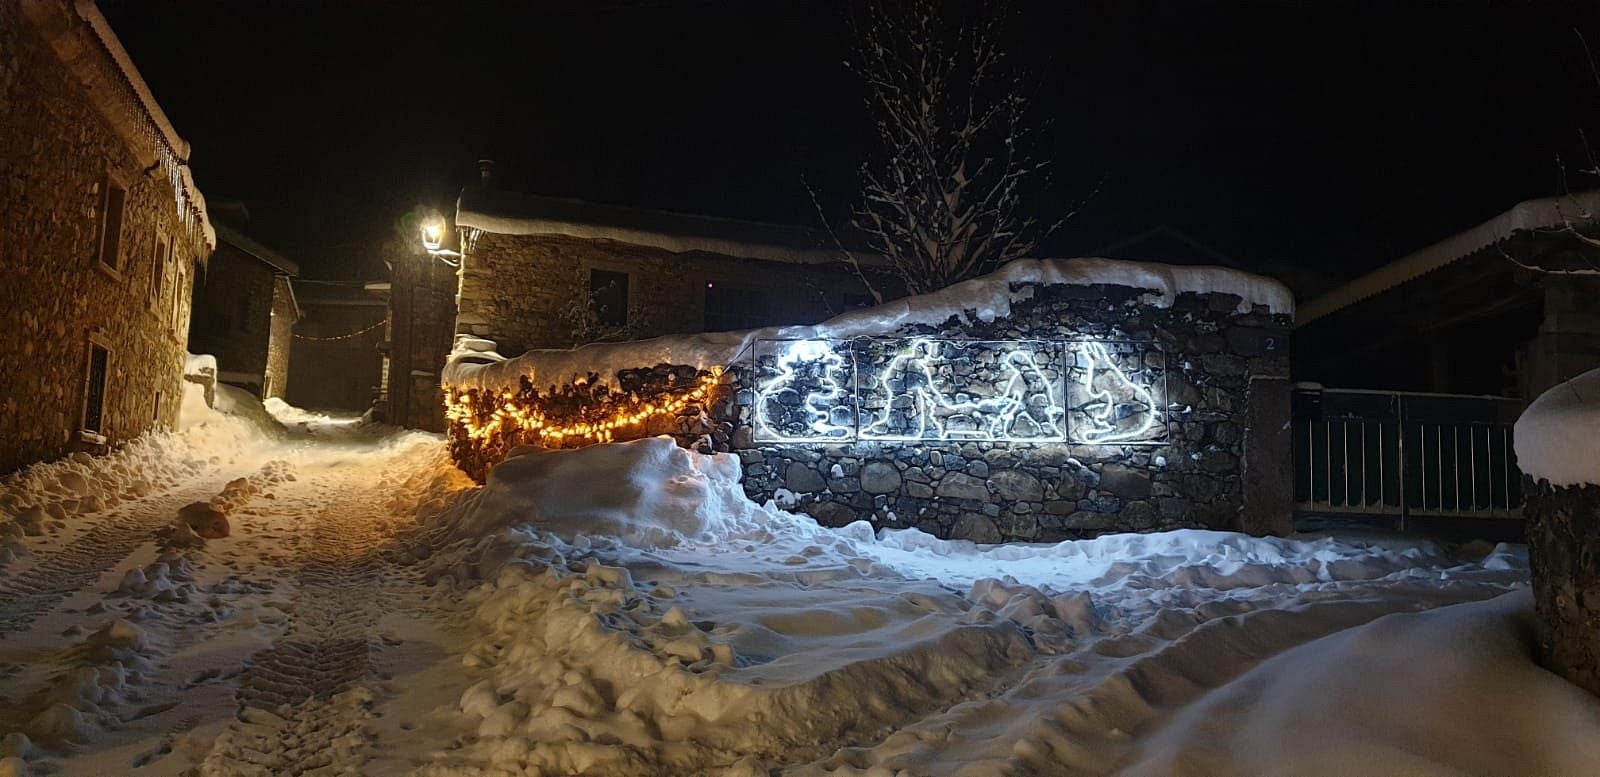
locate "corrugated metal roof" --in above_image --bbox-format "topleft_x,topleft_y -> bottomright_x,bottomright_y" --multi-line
1297,191 -> 1600,326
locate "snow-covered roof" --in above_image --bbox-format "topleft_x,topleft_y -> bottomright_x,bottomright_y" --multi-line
1298,191 -> 1600,326
214,222 -> 298,277
24,1 -> 216,252
444,257 -> 1294,391
455,188 -> 853,265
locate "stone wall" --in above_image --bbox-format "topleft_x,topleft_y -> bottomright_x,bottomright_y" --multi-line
447,281 -> 1293,541
1523,480 -> 1600,696
286,295 -> 387,412
189,243 -> 276,393
729,285 -> 1290,541
0,1 -> 204,474
266,276 -> 295,399
457,233 -> 874,356
386,250 -> 459,431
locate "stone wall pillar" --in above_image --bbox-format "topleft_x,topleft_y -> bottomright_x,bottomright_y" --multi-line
1240,375 -> 1293,536
1524,481 -> 1600,696
1522,276 -> 1600,401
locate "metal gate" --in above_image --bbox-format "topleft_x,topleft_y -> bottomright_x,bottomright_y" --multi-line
1292,386 -> 1525,527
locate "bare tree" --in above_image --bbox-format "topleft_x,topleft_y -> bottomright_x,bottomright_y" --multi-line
842,0 -> 1071,296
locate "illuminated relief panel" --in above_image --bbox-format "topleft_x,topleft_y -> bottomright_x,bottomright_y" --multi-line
1064,341 -> 1167,444
750,338 -> 1166,445
856,339 -> 1066,442
752,339 -> 857,442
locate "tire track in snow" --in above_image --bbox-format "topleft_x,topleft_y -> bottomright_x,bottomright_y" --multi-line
197,458 -> 445,776
0,480 -> 224,638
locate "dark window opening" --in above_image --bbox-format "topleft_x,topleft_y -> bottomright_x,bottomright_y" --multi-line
84,344 -> 109,434
150,236 -> 167,306
99,181 -> 126,270
589,269 -> 630,328
704,282 -> 772,331
153,391 -> 162,422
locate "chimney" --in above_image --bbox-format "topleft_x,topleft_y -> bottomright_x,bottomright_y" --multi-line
478,159 -> 495,188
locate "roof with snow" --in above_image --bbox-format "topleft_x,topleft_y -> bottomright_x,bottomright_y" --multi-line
1298,191 -> 1600,325
444,257 -> 1294,391
455,188 -> 853,265
214,222 -> 298,277
35,0 -> 217,252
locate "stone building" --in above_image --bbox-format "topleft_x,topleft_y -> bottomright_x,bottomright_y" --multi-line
1296,191 -> 1600,401
373,248 -> 458,432
285,282 -> 387,412
451,185 -> 882,358
0,0 -> 214,473
188,214 -> 299,399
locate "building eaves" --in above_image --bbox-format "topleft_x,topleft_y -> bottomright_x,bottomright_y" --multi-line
455,188 -> 866,266
215,222 -> 299,277
1297,190 -> 1600,326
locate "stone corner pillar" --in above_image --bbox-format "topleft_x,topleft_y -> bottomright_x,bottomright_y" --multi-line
1240,375 -> 1294,536
1525,480 -> 1600,697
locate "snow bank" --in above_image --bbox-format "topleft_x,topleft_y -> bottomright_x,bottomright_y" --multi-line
1515,367 -> 1600,486
412,437 -> 1539,775
1122,590 -> 1600,776
0,414 -> 258,552
444,257 -> 1295,391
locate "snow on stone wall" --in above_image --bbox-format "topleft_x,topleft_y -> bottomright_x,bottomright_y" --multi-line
443,259 -> 1294,542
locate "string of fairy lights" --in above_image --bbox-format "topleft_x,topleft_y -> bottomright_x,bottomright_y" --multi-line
445,367 -> 724,446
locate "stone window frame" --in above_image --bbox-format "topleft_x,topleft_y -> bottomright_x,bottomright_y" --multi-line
80,333 -> 114,442
95,170 -> 129,278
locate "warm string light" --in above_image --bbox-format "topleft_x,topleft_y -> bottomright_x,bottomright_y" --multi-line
445,367 -> 724,446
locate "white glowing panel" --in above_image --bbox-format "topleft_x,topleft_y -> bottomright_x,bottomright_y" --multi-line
750,338 -> 1166,445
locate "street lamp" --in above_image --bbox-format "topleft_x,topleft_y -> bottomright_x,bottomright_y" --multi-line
420,219 -> 444,251
418,216 -> 461,267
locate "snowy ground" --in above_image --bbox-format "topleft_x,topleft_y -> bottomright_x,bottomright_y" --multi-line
0,397 -> 1595,776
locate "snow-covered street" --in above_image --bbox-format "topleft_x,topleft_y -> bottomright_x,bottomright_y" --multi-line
1,400 -> 1596,776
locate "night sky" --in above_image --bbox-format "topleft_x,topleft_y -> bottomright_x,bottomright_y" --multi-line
103,1 -> 1600,295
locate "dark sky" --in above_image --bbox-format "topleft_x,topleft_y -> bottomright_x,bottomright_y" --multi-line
103,1 -> 1600,294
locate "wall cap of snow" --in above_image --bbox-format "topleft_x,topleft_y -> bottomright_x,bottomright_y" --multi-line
443,257 -> 1294,391
1516,367 -> 1600,487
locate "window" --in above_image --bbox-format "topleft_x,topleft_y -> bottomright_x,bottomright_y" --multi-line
149,235 -> 167,306
704,281 -> 771,331
98,179 -> 126,270
83,343 -> 110,435
153,391 -> 162,422
588,269 -> 630,328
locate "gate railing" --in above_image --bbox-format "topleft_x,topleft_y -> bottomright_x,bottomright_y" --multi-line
1292,387 -> 1524,526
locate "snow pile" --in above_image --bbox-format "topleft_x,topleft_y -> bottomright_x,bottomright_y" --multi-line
24,619 -> 154,748
1515,366 -> 1600,486
412,437 -> 1547,775
0,414 -> 258,552
444,257 -> 1295,391
1121,590 -> 1600,776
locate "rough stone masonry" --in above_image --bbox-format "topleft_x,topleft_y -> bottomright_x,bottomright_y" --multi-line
447,279 -> 1294,543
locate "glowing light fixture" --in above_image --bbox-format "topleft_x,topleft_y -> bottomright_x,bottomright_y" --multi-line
420,219 -> 445,251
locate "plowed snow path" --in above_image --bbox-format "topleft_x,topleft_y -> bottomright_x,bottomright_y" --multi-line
0,423 -> 473,777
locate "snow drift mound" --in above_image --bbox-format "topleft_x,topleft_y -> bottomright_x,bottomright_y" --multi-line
1122,590 -> 1600,776
459,437 -> 835,549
